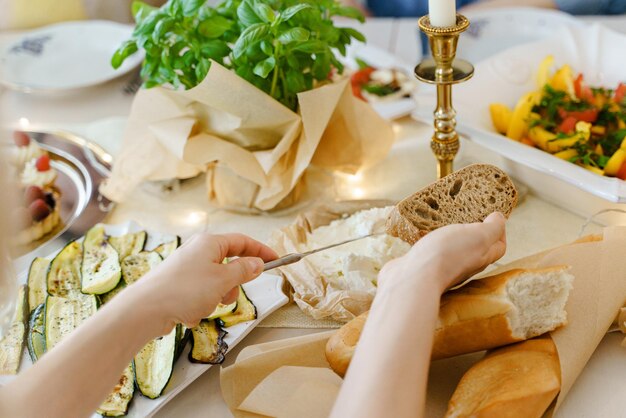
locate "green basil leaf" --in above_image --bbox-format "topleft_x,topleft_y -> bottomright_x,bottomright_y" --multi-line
254,3 -> 275,23
182,0 -> 205,16
152,17 -> 174,43
198,15 -> 233,38
292,39 -> 326,54
311,52 -> 331,80
132,0 -> 157,23
277,27 -> 309,44
285,69 -> 306,93
341,27 -> 366,43
166,0 -> 183,17
111,40 -> 138,69
233,23 -> 269,59
253,56 -> 276,78
133,10 -> 161,36
260,40 -> 273,56
286,53 -> 300,70
330,6 -> 365,23
280,3 -> 313,21
237,0 -> 262,27
195,59 -> 211,82
200,39 -> 231,59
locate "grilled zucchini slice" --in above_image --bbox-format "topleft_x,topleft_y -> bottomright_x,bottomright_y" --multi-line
134,327 -> 177,399
47,240 -> 82,297
207,301 -> 237,320
174,324 -> 189,362
109,231 -> 147,261
81,225 -> 122,294
189,320 -> 228,364
28,257 -> 50,311
100,282 -> 126,305
0,286 -> 28,374
27,303 -> 46,362
121,252 -> 162,285
97,363 -> 135,417
44,294 -> 97,351
154,237 -> 181,259
217,287 -> 257,327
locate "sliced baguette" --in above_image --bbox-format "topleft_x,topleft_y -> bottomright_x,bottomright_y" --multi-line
445,336 -> 561,418
325,266 -> 573,377
386,164 -> 517,244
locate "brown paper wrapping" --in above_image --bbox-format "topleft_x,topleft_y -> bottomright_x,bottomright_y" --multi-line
268,200 -> 393,322
222,227 -> 626,417
100,62 -> 394,211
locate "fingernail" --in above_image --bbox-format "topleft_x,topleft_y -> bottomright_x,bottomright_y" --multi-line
250,258 -> 263,275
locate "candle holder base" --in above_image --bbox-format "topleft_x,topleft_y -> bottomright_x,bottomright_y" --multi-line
414,59 -> 474,85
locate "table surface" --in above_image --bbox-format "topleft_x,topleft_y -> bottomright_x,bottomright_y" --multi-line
1,13 -> 626,418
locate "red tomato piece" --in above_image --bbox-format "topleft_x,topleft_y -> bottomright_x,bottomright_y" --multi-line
617,160 -> 626,181
573,73 -> 593,102
352,83 -> 365,101
615,83 -> 626,104
35,155 -> 50,172
350,67 -> 375,85
558,108 -> 598,123
558,116 -> 577,134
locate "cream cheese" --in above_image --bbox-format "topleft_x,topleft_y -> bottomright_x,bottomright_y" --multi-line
301,206 -> 411,291
11,142 -> 47,168
20,158 -> 57,188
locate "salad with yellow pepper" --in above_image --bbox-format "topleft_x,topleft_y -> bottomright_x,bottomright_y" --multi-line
490,56 -> 626,179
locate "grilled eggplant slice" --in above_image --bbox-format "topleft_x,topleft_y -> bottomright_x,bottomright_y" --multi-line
121,252 -> 162,285
28,257 -> 50,311
81,225 -> 122,294
47,240 -> 82,297
109,231 -> 147,261
0,286 -> 28,374
134,327 -> 177,399
44,294 -> 97,350
189,320 -> 228,364
217,287 -> 257,327
27,303 -> 46,362
154,237 -> 181,259
97,363 -> 135,417
207,301 -> 237,320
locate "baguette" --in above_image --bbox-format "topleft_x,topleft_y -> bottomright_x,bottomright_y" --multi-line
386,164 -> 517,244
325,266 -> 573,377
444,336 -> 561,418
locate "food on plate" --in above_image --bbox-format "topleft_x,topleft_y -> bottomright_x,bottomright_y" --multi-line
81,225 -> 122,295
325,266 -> 573,377
20,155 -> 57,188
11,224 -> 259,414
299,206 -> 411,294
349,59 -> 415,102
10,131 -> 48,168
445,336 -> 560,418
189,320 -> 228,364
490,55 -> 626,178
386,164 -> 517,244
0,286 -> 28,375
14,185 -> 61,245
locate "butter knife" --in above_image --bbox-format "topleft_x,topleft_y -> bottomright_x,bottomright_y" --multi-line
263,233 -> 379,272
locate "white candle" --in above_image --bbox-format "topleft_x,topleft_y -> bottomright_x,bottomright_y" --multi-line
428,0 -> 456,27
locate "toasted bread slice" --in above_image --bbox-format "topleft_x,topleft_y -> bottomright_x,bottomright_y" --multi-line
386,164 -> 517,244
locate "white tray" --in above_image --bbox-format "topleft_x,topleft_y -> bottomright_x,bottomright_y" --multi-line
2,221 -> 289,418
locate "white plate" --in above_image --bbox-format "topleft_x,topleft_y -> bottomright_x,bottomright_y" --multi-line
1,221 -> 289,418
414,25 -> 626,204
458,7 -> 584,63
0,21 -> 144,93
343,44 -> 418,120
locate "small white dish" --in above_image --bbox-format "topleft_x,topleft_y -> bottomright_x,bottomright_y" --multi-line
458,7 -> 584,63
0,20 -> 144,93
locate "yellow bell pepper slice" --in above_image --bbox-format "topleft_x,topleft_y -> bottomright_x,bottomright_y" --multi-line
621,136 -> 626,150
549,64 -> 576,99
530,121 -> 590,153
489,103 -> 513,135
554,149 -> 578,160
506,91 -> 541,141
595,144 -> 604,156
535,55 -> 554,89
604,149 -> 626,176
528,126 -> 556,150
584,165 -> 604,176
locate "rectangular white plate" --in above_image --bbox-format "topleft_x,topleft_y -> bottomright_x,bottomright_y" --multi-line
413,25 -> 626,203
1,221 -> 289,418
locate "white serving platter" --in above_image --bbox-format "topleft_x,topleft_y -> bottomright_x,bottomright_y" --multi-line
413,25 -> 626,211
0,21 -> 143,93
1,221 -> 289,418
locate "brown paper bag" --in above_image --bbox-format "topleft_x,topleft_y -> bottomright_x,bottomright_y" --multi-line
223,227 -> 626,417
101,62 -> 394,211
268,200 -> 394,322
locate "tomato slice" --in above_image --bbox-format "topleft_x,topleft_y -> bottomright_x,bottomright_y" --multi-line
617,160 -> 626,180
558,108 -> 599,123
573,73 -> 593,102
558,116 -> 577,134
352,83 -> 365,101
350,67 -> 375,85
615,82 -> 626,104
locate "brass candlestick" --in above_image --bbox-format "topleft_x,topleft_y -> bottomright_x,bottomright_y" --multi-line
415,14 -> 474,178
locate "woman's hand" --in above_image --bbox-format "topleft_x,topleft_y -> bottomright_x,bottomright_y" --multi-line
129,233 -> 278,334
379,212 -> 507,294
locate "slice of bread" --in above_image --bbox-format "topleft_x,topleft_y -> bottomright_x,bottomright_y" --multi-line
386,164 -> 517,244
